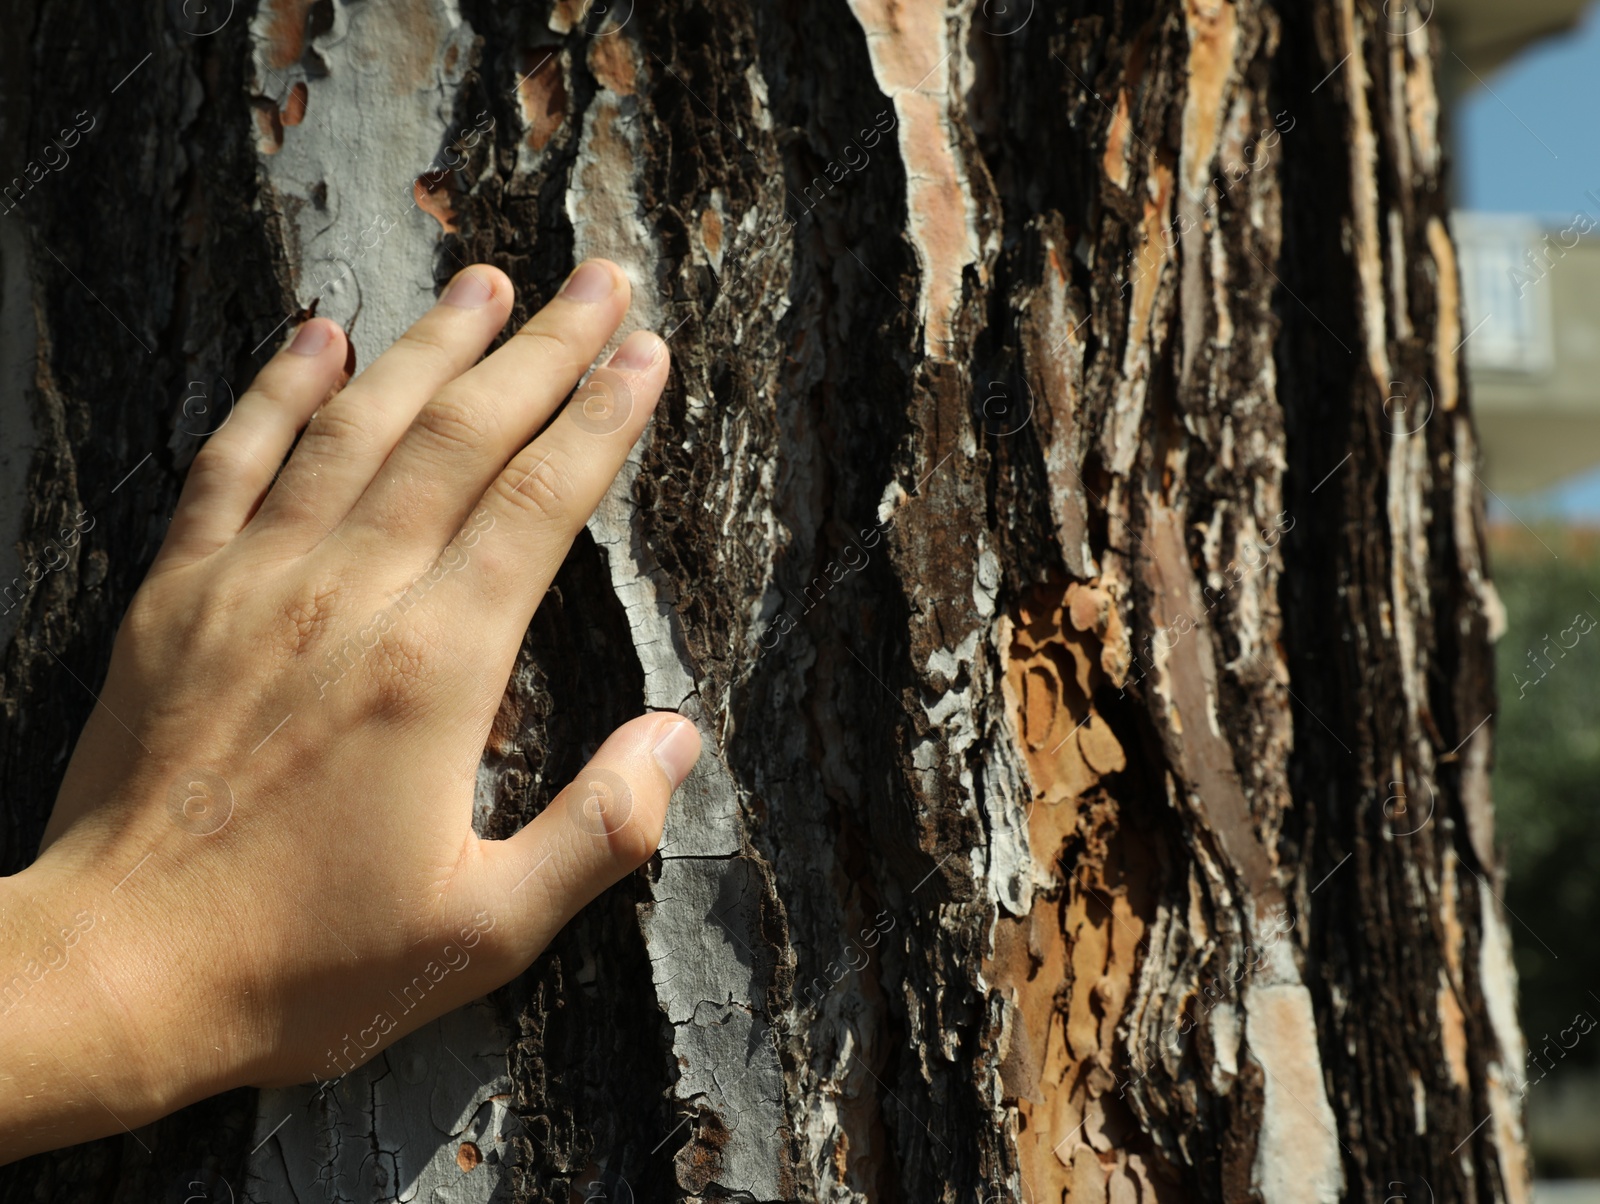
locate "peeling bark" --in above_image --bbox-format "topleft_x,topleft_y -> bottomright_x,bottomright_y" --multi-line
0,0 -> 1525,1201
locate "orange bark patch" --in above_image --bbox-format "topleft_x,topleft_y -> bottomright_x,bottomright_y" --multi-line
389,0 -> 447,92
415,171 -> 459,234
1128,164 -> 1175,360
1427,216 -> 1460,413
253,102 -> 285,155
1336,0 -> 1391,392
589,33 -> 637,96
1102,90 -> 1133,192
1007,580 -> 1127,807
1437,973 -> 1470,1089
516,50 -> 567,150
700,207 -> 724,259
260,0 -> 315,71
281,81 -> 309,127
1405,35 -> 1441,177
991,578 -> 1164,1202
994,801 -> 1157,1200
1440,844 -> 1464,984
843,0 -> 974,359
1180,0 -> 1238,198
548,0 -> 588,35
456,1141 -> 481,1172
1079,716 -> 1126,777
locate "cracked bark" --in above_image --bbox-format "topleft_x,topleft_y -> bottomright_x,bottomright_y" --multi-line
0,0 -> 1528,1201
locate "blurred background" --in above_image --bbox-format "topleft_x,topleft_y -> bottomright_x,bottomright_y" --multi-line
1441,0 -> 1600,1194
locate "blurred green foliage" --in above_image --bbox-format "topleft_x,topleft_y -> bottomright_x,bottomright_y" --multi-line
1493,529 -> 1600,1047
1490,526 -> 1600,1176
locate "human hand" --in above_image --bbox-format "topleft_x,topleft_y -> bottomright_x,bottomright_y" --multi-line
0,259 -> 700,1162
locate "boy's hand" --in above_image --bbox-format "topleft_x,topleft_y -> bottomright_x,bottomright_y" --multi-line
1,260 -> 699,1159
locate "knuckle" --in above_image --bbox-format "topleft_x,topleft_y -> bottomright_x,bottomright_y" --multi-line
117,584 -> 169,656
363,618 -> 440,720
300,588 -> 437,718
396,322 -> 458,373
297,403 -> 374,462
276,577 -> 345,661
411,392 -> 489,457
494,450 -> 572,526
186,583 -> 250,651
257,482 -> 322,527
120,569 -> 254,667
243,361 -> 307,407
186,438 -> 252,492
454,536 -> 513,604
511,322 -> 578,374
113,587 -> 181,683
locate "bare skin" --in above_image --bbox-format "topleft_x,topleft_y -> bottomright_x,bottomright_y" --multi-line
0,259 -> 699,1163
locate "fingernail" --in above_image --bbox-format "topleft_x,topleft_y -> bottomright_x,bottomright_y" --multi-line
442,269 -> 495,308
288,319 -> 332,356
652,718 -> 702,789
608,330 -> 664,372
560,259 -> 616,304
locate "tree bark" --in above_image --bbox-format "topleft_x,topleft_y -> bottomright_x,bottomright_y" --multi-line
0,0 -> 1529,1201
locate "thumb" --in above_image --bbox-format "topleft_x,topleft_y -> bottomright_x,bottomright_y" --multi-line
468,711 -> 701,962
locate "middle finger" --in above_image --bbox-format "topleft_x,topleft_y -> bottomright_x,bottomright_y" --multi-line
340,258 -> 631,565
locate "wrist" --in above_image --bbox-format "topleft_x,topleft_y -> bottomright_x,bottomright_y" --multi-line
0,848 -> 256,1161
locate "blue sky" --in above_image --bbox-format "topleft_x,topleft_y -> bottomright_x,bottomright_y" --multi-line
1457,5 -> 1600,219
1457,3 -> 1600,519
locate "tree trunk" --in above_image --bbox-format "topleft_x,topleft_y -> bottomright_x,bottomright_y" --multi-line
0,0 -> 1530,1201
